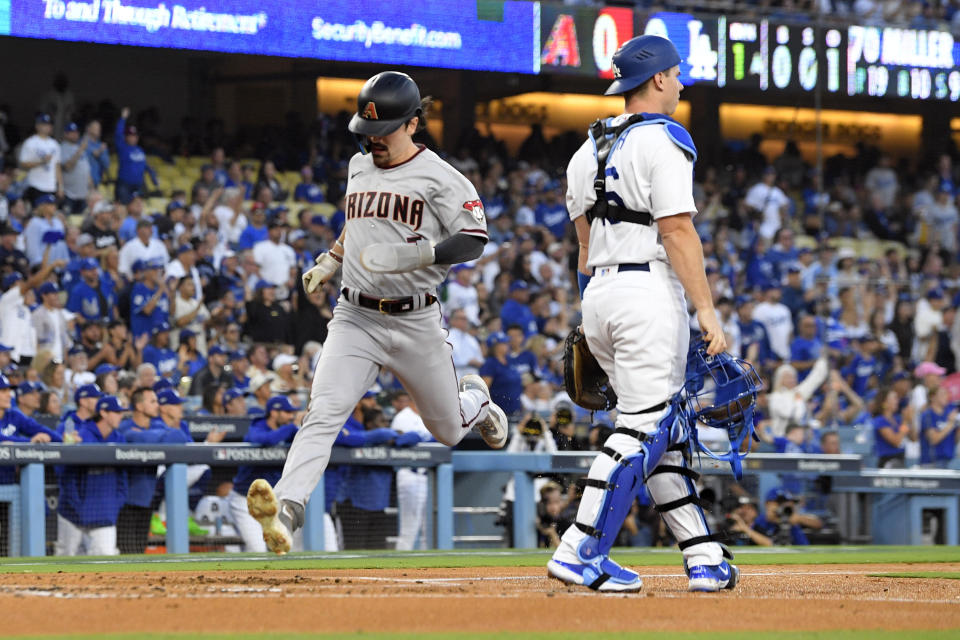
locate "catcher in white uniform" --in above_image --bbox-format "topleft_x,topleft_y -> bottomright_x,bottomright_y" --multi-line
546,35 -> 739,593
246,71 -> 508,554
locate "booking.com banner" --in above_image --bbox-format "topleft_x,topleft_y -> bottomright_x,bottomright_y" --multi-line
0,0 -> 539,73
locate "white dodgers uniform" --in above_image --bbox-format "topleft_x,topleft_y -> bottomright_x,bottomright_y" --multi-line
273,145 -> 493,508
391,407 -> 432,550
553,113 -> 725,571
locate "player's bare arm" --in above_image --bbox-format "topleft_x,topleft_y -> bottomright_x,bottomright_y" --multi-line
658,211 -> 726,355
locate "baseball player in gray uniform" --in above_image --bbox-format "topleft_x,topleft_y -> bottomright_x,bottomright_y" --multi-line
247,71 -> 508,554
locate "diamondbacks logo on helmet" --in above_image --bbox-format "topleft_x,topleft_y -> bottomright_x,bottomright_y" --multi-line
361,102 -> 379,120
463,199 -> 485,223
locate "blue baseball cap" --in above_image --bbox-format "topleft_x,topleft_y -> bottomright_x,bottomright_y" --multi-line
179,328 -> 196,342
229,349 -> 247,361
0,343 -> 12,353
787,264 -> 802,274
486,331 -> 509,347
362,384 -> 382,399
310,215 -> 327,226
0,374 -> 10,390
167,200 -> 186,214
94,363 -> 118,376
176,244 -> 194,255
761,281 -> 781,291
146,258 -> 165,270
17,381 -> 42,395
64,122 -> 79,133
223,388 -> 245,404
152,321 -> 172,335
765,487 -> 796,503
68,344 -> 86,357
131,259 -> 146,274
266,395 -> 300,413
927,288 -> 944,300
96,395 -> 127,414
509,280 -> 529,293
255,280 -> 275,290
80,257 -> 99,271
37,282 -> 59,296
74,383 -> 102,404
1,272 -> 23,290
36,113 -> 52,124
157,389 -> 184,406
152,378 -> 174,392
34,193 -> 56,205
891,371 -> 911,383
209,344 -> 227,357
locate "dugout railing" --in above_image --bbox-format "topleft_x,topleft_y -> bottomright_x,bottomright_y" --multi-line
1,447 -> 958,555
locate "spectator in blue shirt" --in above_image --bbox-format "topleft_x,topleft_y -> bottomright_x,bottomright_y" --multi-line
340,405 -> 398,549
500,281 -> 538,338
872,388 -> 914,468
55,394 -> 129,556
0,373 -> 63,485
505,324 -> 539,380
230,395 -> 301,552
67,257 -> 113,326
480,331 -> 523,417
920,386 -> 958,469
237,204 -> 268,251
56,383 -> 102,440
114,107 -> 157,203
843,335 -> 884,398
23,194 -> 69,267
534,181 -> 567,240
293,164 -> 325,204
116,387 -> 190,554
789,314 -> 822,382
130,260 -> 170,339
142,322 -> 178,381
737,296 -> 772,367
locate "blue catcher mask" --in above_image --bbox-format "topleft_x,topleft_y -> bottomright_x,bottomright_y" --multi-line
683,337 -> 764,479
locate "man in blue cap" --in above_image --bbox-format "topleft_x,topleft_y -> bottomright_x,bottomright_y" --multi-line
56,383 -> 102,442
0,223 -> 28,279
548,33 -> 735,593
500,280 -> 538,337
0,373 -> 62,482
67,257 -> 114,326
119,217 -> 166,278
222,387 -> 248,416
23,192 -> 69,267
55,394 -> 129,556
32,280 -> 72,362
59,121 -> 91,214
142,322 -> 178,381
188,344 -> 232,396
228,395 -> 302,551
18,113 -> 62,205
114,107 -> 158,204
130,258 -> 170,339
15,380 -> 43,418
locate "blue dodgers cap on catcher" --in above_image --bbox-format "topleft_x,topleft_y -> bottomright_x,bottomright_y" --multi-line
96,395 -> 127,413
605,35 -> 682,96
157,388 -> 185,406
266,395 -> 300,413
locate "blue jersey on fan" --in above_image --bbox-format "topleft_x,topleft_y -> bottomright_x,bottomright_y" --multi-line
57,423 -> 128,528
873,414 -> 904,461
920,406 -> 957,465
130,282 -> 169,338
67,280 -> 113,323
143,344 -> 178,379
56,410 -> 96,437
479,356 -> 523,415
0,408 -> 62,483
231,418 -> 298,497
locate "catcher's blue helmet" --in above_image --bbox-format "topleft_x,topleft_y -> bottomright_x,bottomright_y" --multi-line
683,337 -> 763,479
605,35 -> 682,96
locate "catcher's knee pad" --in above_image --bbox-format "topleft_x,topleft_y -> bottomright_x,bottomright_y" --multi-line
646,451 -> 724,561
574,404 -> 682,561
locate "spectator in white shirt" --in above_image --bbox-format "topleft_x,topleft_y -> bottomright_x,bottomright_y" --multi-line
118,218 -> 168,278
752,283 -> 794,361
213,187 -> 248,246
18,113 -> 62,204
445,264 -> 481,326
863,155 -> 899,209
745,166 -> 791,240
914,289 -> 945,363
23,194 -> 69,267
446,309 -> 484,379
0,250 -> 65,364
252,218 -> 297,295
164,244 -> 202,301
31,281 -> 73,362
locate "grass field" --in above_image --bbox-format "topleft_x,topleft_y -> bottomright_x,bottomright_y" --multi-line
0,544 -> 955,573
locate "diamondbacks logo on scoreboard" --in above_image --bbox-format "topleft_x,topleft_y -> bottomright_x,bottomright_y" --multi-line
361,102 -> 379,120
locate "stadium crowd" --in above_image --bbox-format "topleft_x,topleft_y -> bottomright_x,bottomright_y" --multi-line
0,77 -> 958,552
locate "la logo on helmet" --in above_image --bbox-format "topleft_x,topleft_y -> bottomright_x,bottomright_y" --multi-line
362,102 -> 379,120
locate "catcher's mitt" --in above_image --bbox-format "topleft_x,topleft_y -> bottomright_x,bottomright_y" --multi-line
562,328 -> 617,411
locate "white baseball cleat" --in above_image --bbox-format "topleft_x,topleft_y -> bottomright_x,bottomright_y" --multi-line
459,374 -> 508,449
246,479 -> 293,555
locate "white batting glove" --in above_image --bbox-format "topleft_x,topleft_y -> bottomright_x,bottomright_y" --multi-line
361,241 -> 435,274
302,251 -> 342,293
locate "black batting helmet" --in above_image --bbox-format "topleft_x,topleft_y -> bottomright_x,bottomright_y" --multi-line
348,71 -> 422,137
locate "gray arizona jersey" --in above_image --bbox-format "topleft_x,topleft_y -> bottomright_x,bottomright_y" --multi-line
341,146 -> 488,297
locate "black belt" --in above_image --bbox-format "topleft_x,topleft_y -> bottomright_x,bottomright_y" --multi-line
593,263 -> 649,275
342,288 -> 437,314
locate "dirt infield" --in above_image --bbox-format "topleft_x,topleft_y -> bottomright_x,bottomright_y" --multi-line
3,563 -> 959,635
